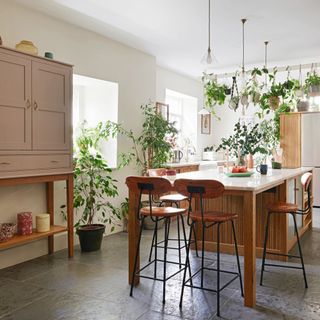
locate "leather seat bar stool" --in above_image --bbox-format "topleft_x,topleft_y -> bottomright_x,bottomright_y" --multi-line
126,176 -> 192,304
260,172 -> 312,289
147,169 -> 199,269
174,179 -> 243,317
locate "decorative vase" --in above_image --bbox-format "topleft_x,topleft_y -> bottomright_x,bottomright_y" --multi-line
237,155 -> 246,166
15,40 -> 38,55
246,154 -> 254,169
269,96 -> 280,110
0,223 -> 16,242
36,214 -> 50,233
17,212 -> 33,235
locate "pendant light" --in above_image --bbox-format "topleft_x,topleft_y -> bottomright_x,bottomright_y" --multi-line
239,18 -> 247,92
201,0 -> 214,65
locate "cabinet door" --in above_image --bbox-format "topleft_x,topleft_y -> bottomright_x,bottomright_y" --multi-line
32,61 -> 71,151
0,52 -> 32,150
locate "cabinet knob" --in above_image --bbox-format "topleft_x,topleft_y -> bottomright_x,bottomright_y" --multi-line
26,99 -> 31,108
34,101 -> 38,110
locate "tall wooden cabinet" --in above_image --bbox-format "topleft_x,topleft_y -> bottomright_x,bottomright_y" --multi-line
0,46 -> 73,178
0,46 -> 74,258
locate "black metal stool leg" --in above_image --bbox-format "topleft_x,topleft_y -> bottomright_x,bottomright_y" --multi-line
180,214 -> 193,286
162,217 -> 170,304
148,228 -> 156,262
130,216 -> 145,297
292,213 -> 308,288
191,223 -> 199,257
217,222 -> 221,317
179,222 -> 193,308
154,217 -> 158,278
232,220 -> 244,297
177,214 -> 182,268
260,211 -> 271,286
201,222 -> 206,287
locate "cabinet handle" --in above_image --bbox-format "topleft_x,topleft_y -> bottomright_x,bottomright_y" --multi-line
26,99 -> 31,108
51,160 -> 59,163
34,101 -> 38,110
0,162 -> 10,165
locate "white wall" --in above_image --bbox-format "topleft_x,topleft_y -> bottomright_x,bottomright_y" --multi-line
0,1 -> 156,268
156,67 -> 215,154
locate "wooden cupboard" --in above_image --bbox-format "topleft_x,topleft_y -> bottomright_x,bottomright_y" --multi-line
0,46 -> 74,257
0,46 -> 73,178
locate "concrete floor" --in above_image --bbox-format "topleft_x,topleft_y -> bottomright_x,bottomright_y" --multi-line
0,211 -> 320,320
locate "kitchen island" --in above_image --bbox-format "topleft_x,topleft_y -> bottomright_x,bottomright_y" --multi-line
127,167 -> 313,308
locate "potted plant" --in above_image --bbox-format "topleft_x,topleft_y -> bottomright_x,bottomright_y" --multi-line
203,74 -> 229,119
305,70 -> 320,97
247,68 -> 265,105
73,122 -> 125,252
216,121 -> 267,167
203,146 -> 215,161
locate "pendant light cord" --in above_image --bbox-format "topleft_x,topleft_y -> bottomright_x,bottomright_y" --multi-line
208,0 -> 211,50
241,18 -> 247,73
264,41 -> 269,85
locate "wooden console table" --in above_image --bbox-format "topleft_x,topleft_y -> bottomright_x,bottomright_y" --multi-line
0,173 -> 74,258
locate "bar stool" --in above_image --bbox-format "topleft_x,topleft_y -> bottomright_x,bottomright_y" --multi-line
126,176 -> 191,304
260,172 -> 312,288
147,169 -> 199,268
174,179 -> 243,317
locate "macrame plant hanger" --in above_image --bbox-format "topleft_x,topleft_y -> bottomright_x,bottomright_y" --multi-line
228,75 -> 240,111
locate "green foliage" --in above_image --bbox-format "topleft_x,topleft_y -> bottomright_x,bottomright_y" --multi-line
305,71 -> 320,89
204,146 -> 214,152
73,121 -> 126,231
216,121 -> 267,158
259,120 -> 279,155
202,74 -> 229,119
138,103 -> 177,171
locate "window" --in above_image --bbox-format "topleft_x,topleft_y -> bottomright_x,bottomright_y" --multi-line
165,89 -> 198,152
73,74 -> 119,168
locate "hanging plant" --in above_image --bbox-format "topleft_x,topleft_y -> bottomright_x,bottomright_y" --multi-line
202,74 -> 230,118
247,68 -> 266,105
305,69 -> 320,97
228,76 -> 240,111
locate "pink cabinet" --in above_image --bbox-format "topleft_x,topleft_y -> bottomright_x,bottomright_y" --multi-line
0,47 -> 73,178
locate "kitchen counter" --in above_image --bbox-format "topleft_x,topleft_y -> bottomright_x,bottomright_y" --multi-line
166,160 -> 234,170
177,167 -> 313,191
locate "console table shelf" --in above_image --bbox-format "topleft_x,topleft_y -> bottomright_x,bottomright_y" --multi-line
0,173 -> 74,257
0,225 -> 67,250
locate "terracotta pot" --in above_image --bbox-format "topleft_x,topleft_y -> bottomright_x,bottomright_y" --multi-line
269,96 -> 280,110
246,154 -> 254,169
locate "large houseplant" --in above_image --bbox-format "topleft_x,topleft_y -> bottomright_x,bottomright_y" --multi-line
216,121 -> 267,165
73,122 -> 125,252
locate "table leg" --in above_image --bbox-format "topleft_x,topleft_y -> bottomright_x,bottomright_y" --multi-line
46,181 -> 54,254
243,191 -> 256,307
66,174 -> 74,258
128,189 -> 140,285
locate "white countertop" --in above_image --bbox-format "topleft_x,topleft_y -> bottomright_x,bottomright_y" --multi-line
166,160 -> 234,168
176,167 -> 313,192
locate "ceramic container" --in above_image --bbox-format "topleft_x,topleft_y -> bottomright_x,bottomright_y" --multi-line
17,212 -> 33,235
36,214 -> 50,233
15,40 -> 38,55
0,223 -> 16,242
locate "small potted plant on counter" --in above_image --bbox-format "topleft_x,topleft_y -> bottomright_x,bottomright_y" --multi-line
203,145 -> 215,161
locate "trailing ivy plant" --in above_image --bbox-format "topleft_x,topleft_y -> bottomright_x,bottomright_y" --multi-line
305,70 -> 320,94
202,74 -> 229,119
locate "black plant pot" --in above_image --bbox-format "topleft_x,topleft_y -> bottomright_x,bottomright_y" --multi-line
77,224 -> 105,252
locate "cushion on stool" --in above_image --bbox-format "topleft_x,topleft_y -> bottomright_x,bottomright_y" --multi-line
140,206 -> 187,217
267,201 -> 298,213
190,211 -> 237,222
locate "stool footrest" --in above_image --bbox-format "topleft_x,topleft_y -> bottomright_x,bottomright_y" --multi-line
265,251 -> 301,259
264,263 -> 304,270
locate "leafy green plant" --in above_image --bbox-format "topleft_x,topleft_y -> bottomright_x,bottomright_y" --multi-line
216,121 -> 267,158
305,71 -> 320,93
202,74 -> 229,119
204,146 -> 214,152
72,122 -> 126,231
243,67 -> 266,105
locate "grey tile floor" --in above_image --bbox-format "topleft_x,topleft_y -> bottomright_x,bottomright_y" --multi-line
0,210 -> 320,320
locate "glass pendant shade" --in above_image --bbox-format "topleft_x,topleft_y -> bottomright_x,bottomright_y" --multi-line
201,48 -> 213,65
198,108 -> 210,115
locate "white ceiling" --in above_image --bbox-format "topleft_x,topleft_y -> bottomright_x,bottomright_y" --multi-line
15,0 -> 320,78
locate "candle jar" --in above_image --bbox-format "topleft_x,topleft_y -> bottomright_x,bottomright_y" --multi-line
17,212 -> 33,235
36,214 -> 50,233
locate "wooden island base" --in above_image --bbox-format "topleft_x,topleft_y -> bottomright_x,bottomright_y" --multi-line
192,183 -> 312,261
